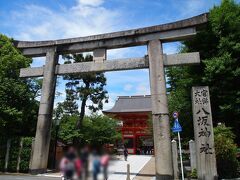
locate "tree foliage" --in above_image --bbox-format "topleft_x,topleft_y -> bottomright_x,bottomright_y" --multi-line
62,54 -> 108,129
0,34 -> 39,137
57,114 -> 121,147
167,0 -> 240,142
214,124 -> 239,178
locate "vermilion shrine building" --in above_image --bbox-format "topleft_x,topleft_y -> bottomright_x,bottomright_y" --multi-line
103,95 -> 154,154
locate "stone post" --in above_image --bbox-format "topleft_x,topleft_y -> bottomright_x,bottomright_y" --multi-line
126,164 -> 130,180
30,47 -> 58,174
148,39 -> 173,179
171,140 -> 179,180
189,140 -> 197,172
29,138 -> 35,170
4,139 -> 11,172
17,138 -> 23,172
93,48 -> 106,62
192,86 -> 217,179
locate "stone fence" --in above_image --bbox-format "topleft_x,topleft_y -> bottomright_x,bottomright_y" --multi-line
0,137 -> 33,173
171,139 -> 197,179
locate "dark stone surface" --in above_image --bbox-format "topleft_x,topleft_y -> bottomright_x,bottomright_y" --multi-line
155,173 -> 173,180
0,175 -> 57,180
29,168 -> 47,175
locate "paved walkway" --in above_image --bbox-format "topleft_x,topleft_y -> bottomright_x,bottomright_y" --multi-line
107,155 -> 152,180
39,155 -> 152,180
133,157 -> 155,180
0,174 -> 57,180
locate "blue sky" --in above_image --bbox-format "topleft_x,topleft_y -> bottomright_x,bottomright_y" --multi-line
0,0 -> 233,113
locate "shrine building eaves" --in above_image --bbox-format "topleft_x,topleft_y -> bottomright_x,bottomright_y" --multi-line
103,95 -> 152,113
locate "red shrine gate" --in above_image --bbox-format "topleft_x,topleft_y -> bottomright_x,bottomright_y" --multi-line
103,95 -> 154,154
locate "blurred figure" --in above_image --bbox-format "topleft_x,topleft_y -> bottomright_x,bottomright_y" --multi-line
101,152 -> 110,180
92,151 -> 101,180
59,146 -> 82,180
80,145 -> 89,179
123,147 -> 128,161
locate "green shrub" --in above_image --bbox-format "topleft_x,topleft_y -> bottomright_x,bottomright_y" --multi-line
187,168 -> 198,179
0,137 -> 32,173
214,124 -> 239,178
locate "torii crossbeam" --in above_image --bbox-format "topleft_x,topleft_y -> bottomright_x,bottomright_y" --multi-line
16,13 -> 208,179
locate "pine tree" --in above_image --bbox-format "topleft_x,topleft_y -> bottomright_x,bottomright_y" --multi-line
62,54 -> 108,129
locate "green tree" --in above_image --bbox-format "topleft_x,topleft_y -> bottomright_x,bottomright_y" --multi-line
58,114 -> 121,147
166,0 -> 240,141
214,124 -> 239,178
62,54 -> 108,129
0,34 -> 39,137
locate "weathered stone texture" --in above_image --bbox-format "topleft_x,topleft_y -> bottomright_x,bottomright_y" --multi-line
148,40 -> 173,179
189,140 -> 197,172
30,48 -> 58,173
19,52 -> 200,78
171,140 -> 179,180
192,86 -> 217,180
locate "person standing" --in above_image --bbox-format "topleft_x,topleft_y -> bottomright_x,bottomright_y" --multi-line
92,151 -> 101,180
60,147 -> 82,180
124,147 -> 128,161
101,152 -> 110,180
80,146 -> 89,179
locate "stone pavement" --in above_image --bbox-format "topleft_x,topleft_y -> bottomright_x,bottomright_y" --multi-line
133,157 -> 155,180
107,155 -> 152,180
40,155 -> 152,180
0,174 -> 57,180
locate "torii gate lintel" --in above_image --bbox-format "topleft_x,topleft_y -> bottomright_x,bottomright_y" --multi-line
20,52 -> 200,78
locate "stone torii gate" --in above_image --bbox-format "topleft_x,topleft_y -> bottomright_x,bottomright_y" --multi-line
15,13 -> 208,179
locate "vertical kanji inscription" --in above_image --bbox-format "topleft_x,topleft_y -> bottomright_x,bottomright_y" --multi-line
192,86 -> 217,180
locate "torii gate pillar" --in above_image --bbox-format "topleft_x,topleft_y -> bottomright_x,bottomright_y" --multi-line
30,47 -> 58,174
148,40 -> 173,179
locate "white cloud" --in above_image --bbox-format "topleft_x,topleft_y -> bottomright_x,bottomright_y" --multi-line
10,0 -> 121,41
174,0 -> 207,18
31,57 -> 45,67
78,0 -> 104,7
107,46 -> 147,59
136,83 -> 150,95
102,92 -> 127,111
123,84 -> 133,91
163,42 -> 181,54
102,96 -> 115,111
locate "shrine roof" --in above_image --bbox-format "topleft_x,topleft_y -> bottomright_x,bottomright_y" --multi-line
103,95 -> 151,113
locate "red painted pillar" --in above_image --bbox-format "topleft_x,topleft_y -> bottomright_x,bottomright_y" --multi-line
133,130 -> 136,154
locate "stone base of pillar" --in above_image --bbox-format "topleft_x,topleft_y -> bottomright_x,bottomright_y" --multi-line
29,168 -> 47,175
155,174 -> 173,180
